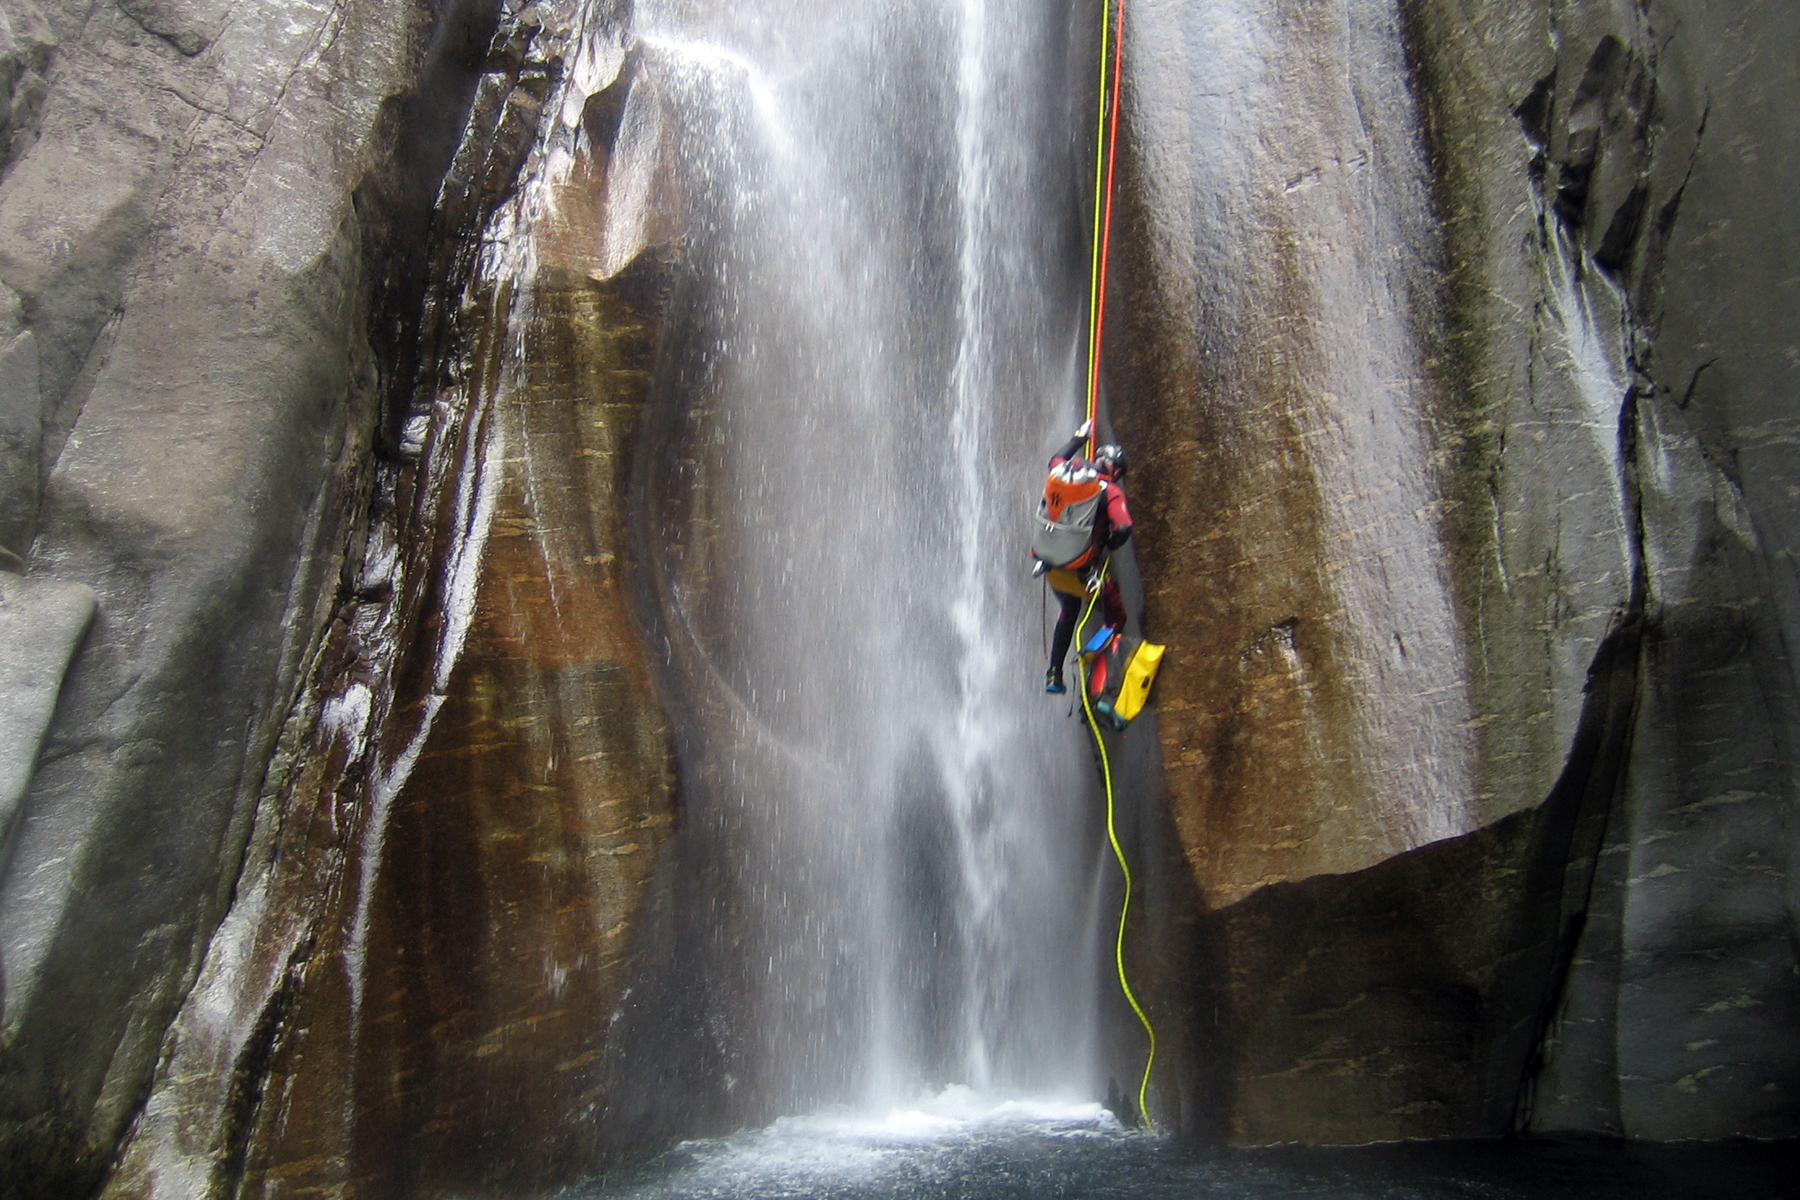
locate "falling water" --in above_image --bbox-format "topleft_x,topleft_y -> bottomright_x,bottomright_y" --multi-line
584,0 -> 1104,1119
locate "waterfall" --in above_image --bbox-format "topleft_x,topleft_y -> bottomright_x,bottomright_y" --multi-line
595,0 -> 1103,1116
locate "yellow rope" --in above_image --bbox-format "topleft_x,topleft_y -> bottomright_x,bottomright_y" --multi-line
1067,0 -> 1155,1130
1072,565 -> 1156,1129
1083,0 -> 1111,454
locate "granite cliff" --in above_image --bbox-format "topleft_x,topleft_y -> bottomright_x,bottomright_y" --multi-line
1119,0 -> 1799,1143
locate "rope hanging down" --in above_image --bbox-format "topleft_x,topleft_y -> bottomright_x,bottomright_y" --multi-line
1074,566 -> 1157,1129
1083,0 -> 1127,454
1077,0 -> 1156,1129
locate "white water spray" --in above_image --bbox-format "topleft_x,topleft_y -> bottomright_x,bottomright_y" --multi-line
623,0 -> 1101,1111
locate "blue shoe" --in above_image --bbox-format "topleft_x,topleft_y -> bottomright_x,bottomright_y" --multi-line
1082,624 -> 1120,655
1094,698 -> 1127,731
1045,667 -> 1067,695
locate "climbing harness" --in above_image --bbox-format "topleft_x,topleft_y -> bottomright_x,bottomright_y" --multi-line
1074,0 -> 1157,1131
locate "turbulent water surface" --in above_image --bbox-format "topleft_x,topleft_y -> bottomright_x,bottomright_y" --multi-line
559,1092 -> 1796,1199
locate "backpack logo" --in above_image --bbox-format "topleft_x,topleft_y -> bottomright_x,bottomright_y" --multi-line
1032,460 -> 1104,569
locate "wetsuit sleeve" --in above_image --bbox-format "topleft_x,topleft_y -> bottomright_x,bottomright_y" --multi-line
1103,483 -> 1133,549
1048,433 -> 1086,469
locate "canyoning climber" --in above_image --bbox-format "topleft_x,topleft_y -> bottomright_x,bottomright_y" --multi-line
1032,418 -> 1131,695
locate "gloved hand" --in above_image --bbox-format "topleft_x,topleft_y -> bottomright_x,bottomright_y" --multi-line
1074,418 -> 1093,440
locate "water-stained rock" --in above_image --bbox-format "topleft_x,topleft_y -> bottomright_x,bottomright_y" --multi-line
98,6 -> 681,1196
199,264 -> 678,1200
1119,0 -> 1487,911
0,0 -> 512,1194
1121,0 -> 1799,1142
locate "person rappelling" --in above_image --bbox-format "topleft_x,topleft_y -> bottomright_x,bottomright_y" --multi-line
1031,418 -> 1131,695
1030,0 -> 1158,1132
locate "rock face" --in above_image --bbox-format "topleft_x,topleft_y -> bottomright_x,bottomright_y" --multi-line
0,573 -> 92,846
1119,0 -> 1799,1143
0,0 -> 680,1191
91,5 -> 681,1199
0,0 -> 518,1194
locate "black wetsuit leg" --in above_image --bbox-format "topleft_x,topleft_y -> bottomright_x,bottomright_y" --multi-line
1050,589 -> 1082,675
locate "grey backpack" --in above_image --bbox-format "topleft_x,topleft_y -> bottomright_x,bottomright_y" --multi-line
1032,460 -> 1104,569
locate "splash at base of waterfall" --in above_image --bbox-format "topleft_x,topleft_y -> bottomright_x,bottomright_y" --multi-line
554,1093 -> 1792,1194
569,1088 -> 1124,1199
557,1090 -> 1793,1200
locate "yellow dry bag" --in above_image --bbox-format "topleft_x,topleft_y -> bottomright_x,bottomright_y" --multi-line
1112,641 -> 1165,723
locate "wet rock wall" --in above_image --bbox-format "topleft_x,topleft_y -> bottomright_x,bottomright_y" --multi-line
1119,0 -> 1799,1143
95,4 -> 684,1198
0,0 -> 511,1195
0,1 -> 673,1196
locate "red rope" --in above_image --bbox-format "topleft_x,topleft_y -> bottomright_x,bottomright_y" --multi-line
1086,0 -> 1125,455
